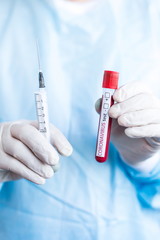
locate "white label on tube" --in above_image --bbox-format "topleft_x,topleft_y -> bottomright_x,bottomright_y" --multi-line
96,88 -> 115,158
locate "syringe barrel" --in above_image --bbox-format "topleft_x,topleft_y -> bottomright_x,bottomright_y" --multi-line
35,89 -> 50,141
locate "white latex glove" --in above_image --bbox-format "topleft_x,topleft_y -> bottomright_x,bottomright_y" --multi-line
95,81 -> 160,172
0,120 -> 73,184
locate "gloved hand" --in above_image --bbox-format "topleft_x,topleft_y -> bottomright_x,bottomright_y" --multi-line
0,120 -> 73,184
95,81 -> 160,172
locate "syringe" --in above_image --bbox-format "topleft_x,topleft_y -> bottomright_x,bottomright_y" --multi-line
35,71 -> 50,141
35,41 -> 50,141
35,42 -> 59,172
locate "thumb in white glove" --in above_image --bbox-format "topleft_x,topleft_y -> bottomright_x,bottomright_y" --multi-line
0,120 -> 73,184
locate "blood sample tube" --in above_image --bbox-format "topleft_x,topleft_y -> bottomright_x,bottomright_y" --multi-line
95,70 -> 119,163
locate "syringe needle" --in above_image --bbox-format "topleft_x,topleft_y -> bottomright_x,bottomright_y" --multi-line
36,40 -> 45,88
36,39 -> 42,72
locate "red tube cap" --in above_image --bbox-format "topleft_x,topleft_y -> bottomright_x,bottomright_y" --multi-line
102,70 -> 119,89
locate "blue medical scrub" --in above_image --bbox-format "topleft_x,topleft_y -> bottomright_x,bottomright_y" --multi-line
0,0 -> 160,239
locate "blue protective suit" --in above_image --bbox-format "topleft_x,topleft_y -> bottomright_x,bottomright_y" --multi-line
0,0 -> 160,239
